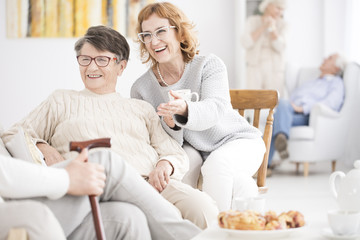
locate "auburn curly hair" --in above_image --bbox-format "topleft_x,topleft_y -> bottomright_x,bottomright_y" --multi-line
136,2 -> 199,67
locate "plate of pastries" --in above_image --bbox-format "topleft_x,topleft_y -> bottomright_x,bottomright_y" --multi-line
217,209 -> 306,239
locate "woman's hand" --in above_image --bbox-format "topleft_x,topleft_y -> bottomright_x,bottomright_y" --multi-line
157,90 -> 188,119
148,160 -> 173,193
36,143 -> 65,166
66,149 -> 106,196
263,16 -> 275,29
263,16 -> 278,40
252,16 -> 275,42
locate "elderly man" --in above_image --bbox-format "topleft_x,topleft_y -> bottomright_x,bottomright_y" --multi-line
268,53 -> 347,167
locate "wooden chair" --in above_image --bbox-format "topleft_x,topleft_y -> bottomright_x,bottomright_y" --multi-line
229,89 -> 279,193
69,138 -> 111,240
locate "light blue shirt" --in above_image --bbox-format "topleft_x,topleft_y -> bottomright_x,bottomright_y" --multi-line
290,75 -> 345,115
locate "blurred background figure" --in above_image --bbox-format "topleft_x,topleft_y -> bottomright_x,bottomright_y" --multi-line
241,0 -> 288,97
268,53 -> 347,168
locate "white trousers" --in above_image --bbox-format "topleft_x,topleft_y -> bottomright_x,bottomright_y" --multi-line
182,142 -> 203,188
201,138 -> 265,211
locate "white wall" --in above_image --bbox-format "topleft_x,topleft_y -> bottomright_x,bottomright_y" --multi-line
0,0 -> 235,129
285,0 -> 324,68
0,0 -> 357,130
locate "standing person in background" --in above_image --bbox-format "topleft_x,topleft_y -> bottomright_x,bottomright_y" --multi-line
131,2 -> 265,212
241,0 -> 288,97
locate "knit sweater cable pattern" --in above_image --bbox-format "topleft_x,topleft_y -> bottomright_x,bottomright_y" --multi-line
131,54 -> 262,153
2,89 -> 188,180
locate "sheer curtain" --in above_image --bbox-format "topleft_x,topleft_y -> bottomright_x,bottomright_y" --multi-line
344,0 -> 360,64
343,0 -> 360,166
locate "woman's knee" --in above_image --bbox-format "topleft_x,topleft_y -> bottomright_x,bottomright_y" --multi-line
201,151 -> 231,176
180,189 -> 219,229
163,181 -> 218,229
182,143 -> 203,188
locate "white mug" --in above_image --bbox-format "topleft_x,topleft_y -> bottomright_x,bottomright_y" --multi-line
328,209 -> 360,236
168,89 -> 199,102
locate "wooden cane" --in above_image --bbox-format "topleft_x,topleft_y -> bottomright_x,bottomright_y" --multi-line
69,138 -> 111,240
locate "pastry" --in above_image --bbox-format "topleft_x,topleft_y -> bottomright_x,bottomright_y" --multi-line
285,210 -> 305,228
218,209 -> 305,231
218,210 -> 266,230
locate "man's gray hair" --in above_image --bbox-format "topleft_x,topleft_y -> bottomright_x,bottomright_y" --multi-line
335,54 -> 347,75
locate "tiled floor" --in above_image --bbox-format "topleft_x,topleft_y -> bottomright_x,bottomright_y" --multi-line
193,160 -> 357,239
266,160 -> 351,236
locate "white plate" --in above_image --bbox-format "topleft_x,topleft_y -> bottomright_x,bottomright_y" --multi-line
322,228 -> 360,240
214,224 -> 306,239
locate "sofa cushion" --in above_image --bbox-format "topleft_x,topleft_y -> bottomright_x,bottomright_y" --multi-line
5,127 -> 46,165
0,124 -> 11,157
289,126 -> 315,140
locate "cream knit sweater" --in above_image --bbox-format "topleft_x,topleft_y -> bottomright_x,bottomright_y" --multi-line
2,89 -> 188,180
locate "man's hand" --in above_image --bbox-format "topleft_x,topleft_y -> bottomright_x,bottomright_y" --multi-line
291,102 -> 304,113
36,143 -> 65,166
65,149 -> 106,196
148,160 -> 173,193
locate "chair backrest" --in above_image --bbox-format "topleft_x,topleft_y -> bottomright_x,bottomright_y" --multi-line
229,90 -> 279,191
339,62 -> 360,116
341,62 -> 360,162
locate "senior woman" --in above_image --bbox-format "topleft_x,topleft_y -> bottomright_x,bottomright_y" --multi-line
240,0 -> 288,97
2,25 -> 217,229
130,2 -> 265,211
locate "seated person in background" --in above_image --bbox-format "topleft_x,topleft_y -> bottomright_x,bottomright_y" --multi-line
268,53 -> 347,167
0,149 -> 201,240
2,25 -> 218,229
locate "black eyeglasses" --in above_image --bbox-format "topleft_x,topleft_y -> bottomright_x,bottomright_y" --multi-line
77,55 -> 118,67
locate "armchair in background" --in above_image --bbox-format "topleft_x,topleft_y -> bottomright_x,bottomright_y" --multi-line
287,62 -> 360,176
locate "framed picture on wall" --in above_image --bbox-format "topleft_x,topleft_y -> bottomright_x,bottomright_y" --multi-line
6,0 -> 154,38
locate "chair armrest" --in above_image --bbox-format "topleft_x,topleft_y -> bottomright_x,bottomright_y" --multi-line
310,103 -> 340,119
309,103 -> 341,126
